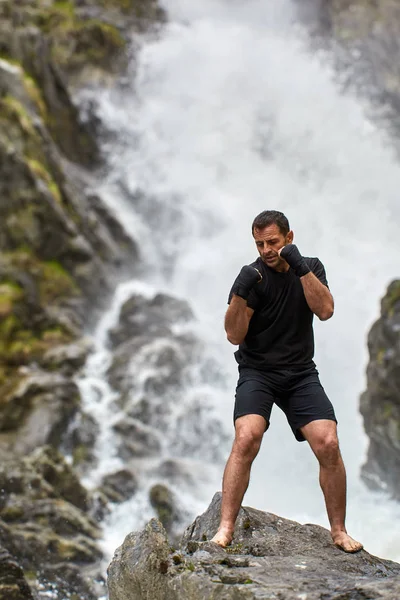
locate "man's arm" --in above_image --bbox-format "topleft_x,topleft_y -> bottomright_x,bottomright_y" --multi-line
279,245 -> 334,321
225,264 -> 261,344
225,296 -> 254,345
299,272 -> 334,321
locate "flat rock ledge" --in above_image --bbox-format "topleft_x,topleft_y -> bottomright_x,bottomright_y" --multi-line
107,492 -> 400,600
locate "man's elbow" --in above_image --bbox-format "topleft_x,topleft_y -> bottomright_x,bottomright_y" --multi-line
226,332 -> 244,345
318,306 -> 334,321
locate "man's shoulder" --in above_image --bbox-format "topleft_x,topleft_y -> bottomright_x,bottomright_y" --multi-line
304,257 -> 329,286
304,256 -> 322,265
249,257 -> 263,268
304,257 -> 325,271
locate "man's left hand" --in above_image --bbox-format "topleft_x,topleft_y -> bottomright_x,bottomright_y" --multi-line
279,244 -> 311,277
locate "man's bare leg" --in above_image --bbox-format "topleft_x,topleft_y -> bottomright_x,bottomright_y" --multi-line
301,420 -> 363,553
211,414 -> 266,547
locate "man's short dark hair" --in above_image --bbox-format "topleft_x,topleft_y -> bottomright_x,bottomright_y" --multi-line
251,210 -> 290,236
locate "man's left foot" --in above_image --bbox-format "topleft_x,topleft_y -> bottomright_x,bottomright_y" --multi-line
332,531 -> 363,553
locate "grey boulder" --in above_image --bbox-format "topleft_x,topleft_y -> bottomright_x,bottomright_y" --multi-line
108,492 -> 400,600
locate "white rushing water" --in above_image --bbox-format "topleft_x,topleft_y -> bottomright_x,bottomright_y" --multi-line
80,0 -> 400,565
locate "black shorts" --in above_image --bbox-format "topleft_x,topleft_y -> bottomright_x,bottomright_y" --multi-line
234,366 -> 337,442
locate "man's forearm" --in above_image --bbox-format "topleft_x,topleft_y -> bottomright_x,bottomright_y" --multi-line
300,272 -> 334,321
225,295 -> 251,345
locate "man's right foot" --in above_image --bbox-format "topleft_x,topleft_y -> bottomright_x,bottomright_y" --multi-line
211,527 -> 233,548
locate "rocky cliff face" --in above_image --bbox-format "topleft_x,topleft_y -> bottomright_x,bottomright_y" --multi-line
0,0 -> 162,597
360,280 -> 400,498
107,492 -> 400,600
297,0 -> 400,143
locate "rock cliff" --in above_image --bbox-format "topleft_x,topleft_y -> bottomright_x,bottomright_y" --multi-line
0,0 -> 162,597
107,492 -> 400,600
298,0 -> 400,143
360,280 -> 400,498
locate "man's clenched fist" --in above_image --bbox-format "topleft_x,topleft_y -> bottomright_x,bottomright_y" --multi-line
231,266 -> 263,300
279,244 -> 310,278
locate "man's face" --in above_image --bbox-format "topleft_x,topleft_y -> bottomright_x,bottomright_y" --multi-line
253,224 -> 293,270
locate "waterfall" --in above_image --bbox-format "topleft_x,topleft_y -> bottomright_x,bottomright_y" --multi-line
79,0 -> 400,566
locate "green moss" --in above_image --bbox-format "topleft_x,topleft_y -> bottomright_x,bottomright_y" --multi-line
243,518 -> 251,529
99,0 -> 134,11
26,159 -> 63,204
0,315 -> 21,341
226,543 -> 244,554
0,54 -> 19,67
0,505 -> 24,521
98,0 -> 163,18
383,280 -> 400,316
382,401 -> 394,420
186,561 -> 195,572
243,579 -> 253,584
72,444 -> 89,466
2,95 -> 35,136
0,254 -> 78,366
376,348 -> 385,365
23,73 -> 47,118
0,283 -> 24,318
34,0 -> 76,34
50,19 -> 126,70
40,260 -> 79,304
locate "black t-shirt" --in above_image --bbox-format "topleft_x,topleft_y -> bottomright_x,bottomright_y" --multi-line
228,256 -> 329,371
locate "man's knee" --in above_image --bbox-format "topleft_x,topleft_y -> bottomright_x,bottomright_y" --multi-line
233,426 -> 264,460
314,434 -> 341,466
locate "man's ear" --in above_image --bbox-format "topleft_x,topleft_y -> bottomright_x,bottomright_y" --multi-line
287,230 -> 294,244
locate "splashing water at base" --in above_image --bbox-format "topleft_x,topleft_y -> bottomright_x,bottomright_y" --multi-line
81,0 -> 400,562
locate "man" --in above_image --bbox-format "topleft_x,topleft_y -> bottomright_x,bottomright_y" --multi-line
211,210 -> 363,553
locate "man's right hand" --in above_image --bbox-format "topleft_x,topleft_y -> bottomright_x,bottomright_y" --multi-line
231,265 -> 262,300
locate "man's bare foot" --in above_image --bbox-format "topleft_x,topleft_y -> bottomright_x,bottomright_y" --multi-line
332,531 -> 363,553
211,527 -> 233,548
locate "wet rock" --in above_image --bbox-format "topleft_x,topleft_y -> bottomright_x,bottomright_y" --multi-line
360,280 -> 400,498
113,417 -> 161,459
41,336 -> 93,375
300,0 -> 400,144
149,483 -> 176,534
107,519 -> 172,600
0,372 -> 81,454
0,544 -> 34,600
28,445 -> 89,511
127,395 -> 154,425
1,496 -> 99,539
0,1 -> 162,598
101,469 -> 139,503
109,293 -> 194,348
36,563 -> 101,600
108,335 -> 191,400
153,459 -> 196,487
0,448 -> 103,598
108,493 -> 400,600
61,410 -> 100,473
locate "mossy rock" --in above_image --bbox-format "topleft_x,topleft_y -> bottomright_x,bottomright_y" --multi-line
50,19 -> 126,73
29,445 -> 89,511
0,282 -> 23,318
149,483 -> 175,532
0,253 -> 79,367
382,280 -> 400,316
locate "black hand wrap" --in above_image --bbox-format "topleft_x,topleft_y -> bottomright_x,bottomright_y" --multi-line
231,265 -> 262,300
279,244 -> 310,277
